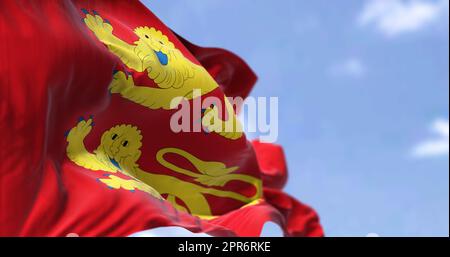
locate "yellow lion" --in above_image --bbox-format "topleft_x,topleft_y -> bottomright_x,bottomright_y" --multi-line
66,118 -> 261,216
83,11 -> 243,140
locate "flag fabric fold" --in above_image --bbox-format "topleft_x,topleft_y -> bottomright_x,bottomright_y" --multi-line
173,33 -> 258,103
252,140 -> 288,190
0,0 -> 323,237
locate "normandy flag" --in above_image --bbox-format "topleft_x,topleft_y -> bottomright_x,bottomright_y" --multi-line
0,0 -> 323,237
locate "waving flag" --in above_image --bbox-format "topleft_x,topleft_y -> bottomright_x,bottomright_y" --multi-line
0,0 -> 323,237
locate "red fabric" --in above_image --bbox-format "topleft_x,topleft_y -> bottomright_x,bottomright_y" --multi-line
174,33 -> 258,106
252,140 -> 288,189
0,0 -> 323,237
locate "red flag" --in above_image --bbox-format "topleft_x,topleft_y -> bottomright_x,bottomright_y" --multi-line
0,0 -> 323,237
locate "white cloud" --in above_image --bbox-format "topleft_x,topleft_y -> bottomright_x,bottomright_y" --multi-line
329,58 -> 366,79
412,119 -> 449,158
358,0 -> 449,37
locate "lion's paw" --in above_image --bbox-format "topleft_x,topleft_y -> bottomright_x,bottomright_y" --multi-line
67,117 -> 94,142
109,71 -> 134,94
82,10 -> 113,42
201,106 -> 221,131
201,106 -> 243,140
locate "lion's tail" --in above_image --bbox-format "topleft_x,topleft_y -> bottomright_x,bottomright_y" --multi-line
157,147 -> 263,203
156,148 -> 204,178
201,178 -> 262,203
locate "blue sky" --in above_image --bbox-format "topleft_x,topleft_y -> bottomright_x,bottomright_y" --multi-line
143,0 -> 449,236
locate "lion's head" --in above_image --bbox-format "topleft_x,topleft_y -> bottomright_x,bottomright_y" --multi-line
134,27 -> 176,65
133,26 -> 194,89
94,124 -> 143,176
